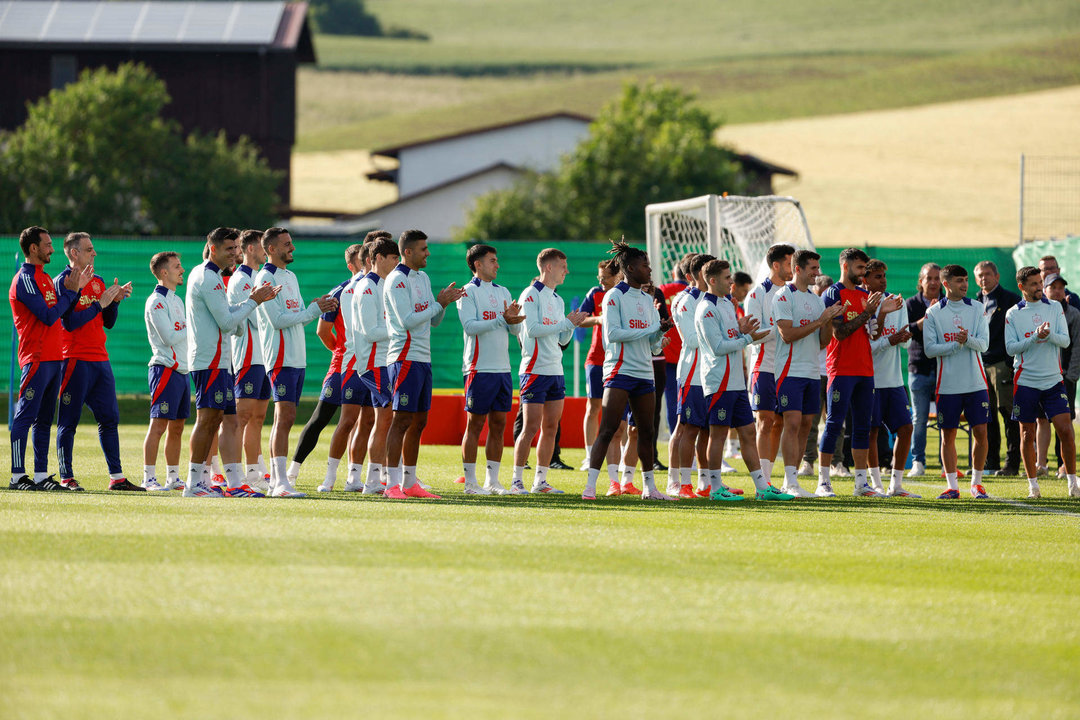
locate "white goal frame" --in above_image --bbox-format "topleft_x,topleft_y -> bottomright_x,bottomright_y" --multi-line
645,195 -> 814,282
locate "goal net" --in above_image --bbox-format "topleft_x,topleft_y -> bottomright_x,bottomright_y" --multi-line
645,195 -> 814,282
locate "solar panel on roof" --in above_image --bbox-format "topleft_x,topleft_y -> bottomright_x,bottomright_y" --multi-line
0,1 -> 287,46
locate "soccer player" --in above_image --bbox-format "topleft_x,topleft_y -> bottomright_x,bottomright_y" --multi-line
287,243 -> 364,492
1005,266 -> 1078,498
745,244 -> 795,485
583,241 -> 673,500
514,249 -> 587,495
9,226 -> 92,491
227,229 -> 273,490
668,253 -> 716,498
348,234 -> 399,495
382,229 -> 463,499
817,248 -> 900,498
923,264 -> 991,499
659,256 -> 693,439
974,260 -> 1021,477
695,259 -> 789,501
254,227 -> 337,497
578,260 -> 619,468
142,251 -> 190,491
862,259 -> 919,497
905,262 -> 942,479
774,250 -> 842,498
183,227 -> 279,497
457,243 -> 525,494
54,232 -> 138,491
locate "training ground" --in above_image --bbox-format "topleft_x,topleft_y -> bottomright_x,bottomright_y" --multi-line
2,423 -> 1078,719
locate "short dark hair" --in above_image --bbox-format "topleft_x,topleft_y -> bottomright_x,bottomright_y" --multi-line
262,227 -> 289,252
815,275 -> 834,291
597,259 -> 616,274
150,251 -> 179,279
64,231 -> 91,254
399,229 -> 427,252
941,264 -> 968,281
676,252 -> 697,280
359,243 -> 372,265
370,237 -> 400,261
702,258 -> 731,279
19,226 -> 48,256
364,230 -> 393,245
974,260 -> 998,275
766,244 -> 796,268
467,243 -> 496,273
690,253 -> 716,278
1040,255 -> 1058,265
1016,266 -> 1041,285
345,243 -> 363,267
207,226 -> 240,248
839,247 -> 870,265
793,249 -> 821,270
238,229 -> 263,252
733,271 -> 753,287
537,247 -> 566,269
864,259 -> 887,275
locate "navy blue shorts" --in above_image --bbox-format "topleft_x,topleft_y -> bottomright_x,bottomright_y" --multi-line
191,368 -> 236,414
465,371 -> 513,414
604,373 -> 655,396
1011,382 -> 1070,423
936,389 -> 990,429
360,367 -> 390,408
341,362 -> 367,406
585,364 -> 604,399
269,367 -> 305,404
390,360 -> 432,412
707,390 -> 754,428
519,373 -> 565,404
234,364 -> 271,401
821,374 -> 874,450
872,386 -> 912,431
750,371 -> 777,413
321,369 -> 343,405
677,384 -> 708,428
149,365 -> 190,420
777,376 -> 820,415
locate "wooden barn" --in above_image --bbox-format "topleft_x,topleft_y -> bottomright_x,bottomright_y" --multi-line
0,0 -> 315,205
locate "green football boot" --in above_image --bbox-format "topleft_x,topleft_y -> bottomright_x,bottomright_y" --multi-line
709,487 -> 745,502
755,483 -> 796,501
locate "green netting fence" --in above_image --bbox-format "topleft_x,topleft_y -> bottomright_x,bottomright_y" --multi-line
2,237 -> 1019,401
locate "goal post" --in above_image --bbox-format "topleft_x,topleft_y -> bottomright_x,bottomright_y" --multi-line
645,195 -> 814,282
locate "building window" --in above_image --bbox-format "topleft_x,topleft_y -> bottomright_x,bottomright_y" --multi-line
50,55 -> 77,90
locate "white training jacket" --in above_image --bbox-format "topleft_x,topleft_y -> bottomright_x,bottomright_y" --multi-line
601,281 -> 664,382
518,280 -> 574,377
186,260 -> 256,373
458,277 -> 520,376
869,301 -> 910,389
1005,297 -> 1070,391
253,262 -> 322,370
228,264 -> 264,373
355,272 -> 391,371
695,292 -> 752,396
144,285 -> 188,374
745,278 -> 781,376
923,297 -> 990,396
672,287 -> 702,388
385,263 -> 444,364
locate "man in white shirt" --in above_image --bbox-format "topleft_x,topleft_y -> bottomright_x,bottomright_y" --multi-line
457,243 -> 524,495
513,248 -> 588,495
183,227 -> 279,497
254,227 -> 338,497
383,229 -> 464,499
142,251 -> 189,491
773,250 -> 842,497
863,259 -> 919,497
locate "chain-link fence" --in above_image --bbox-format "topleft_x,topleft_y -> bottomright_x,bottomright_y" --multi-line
1019,154 -> 1080,244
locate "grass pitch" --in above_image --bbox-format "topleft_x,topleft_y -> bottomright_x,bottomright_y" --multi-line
2,423 -> 1079,719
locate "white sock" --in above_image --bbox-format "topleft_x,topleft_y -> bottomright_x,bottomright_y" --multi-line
365,462 -> 381,487
889,469 -> 903,492
583,444 -> 592,463
971,469 -> 983,487
346,463 -> 362,487
946,472 -> 959,491
642,469 -> 657,493
257,455 -> 268,477
680,467 -> 691,487
818,465 -> 831,486
188,462 -> 205,487
247,464 -> 258,477
34,471 -> 49,482
403,465 -> 417,489
761,458 -> 772,480
534,465 -> 549,488
143,465 -> 155,483
167,465 -> 180,482
870,467 -> 881,488
1027,477 -> 1039,492
224,463 -> 243,489
387,464 -> 403,489
109,472 -> 124,482
584,467 -> 600,496
709,469 -> 723,492
784,465 -> 798,487
750,468 -> 768,491
854,468 -> 868,489
287,460 -> 301,482
606,463 -> 619,482
697,467 -> 709,490
512,465 -> 524,486
621,466 -> 634,489
201,465 -> 212,484
210,457 -> 223,476
463,462 -> 478,487
1068,473 -> 1078,487
273,457 -> 288,488
325,457 -> 341,485
485,460 -> 502,488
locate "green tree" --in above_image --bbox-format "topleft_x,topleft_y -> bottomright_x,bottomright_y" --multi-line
0,62 -> 280,235
456,83 -> 748,242
308,0 -> 382,36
